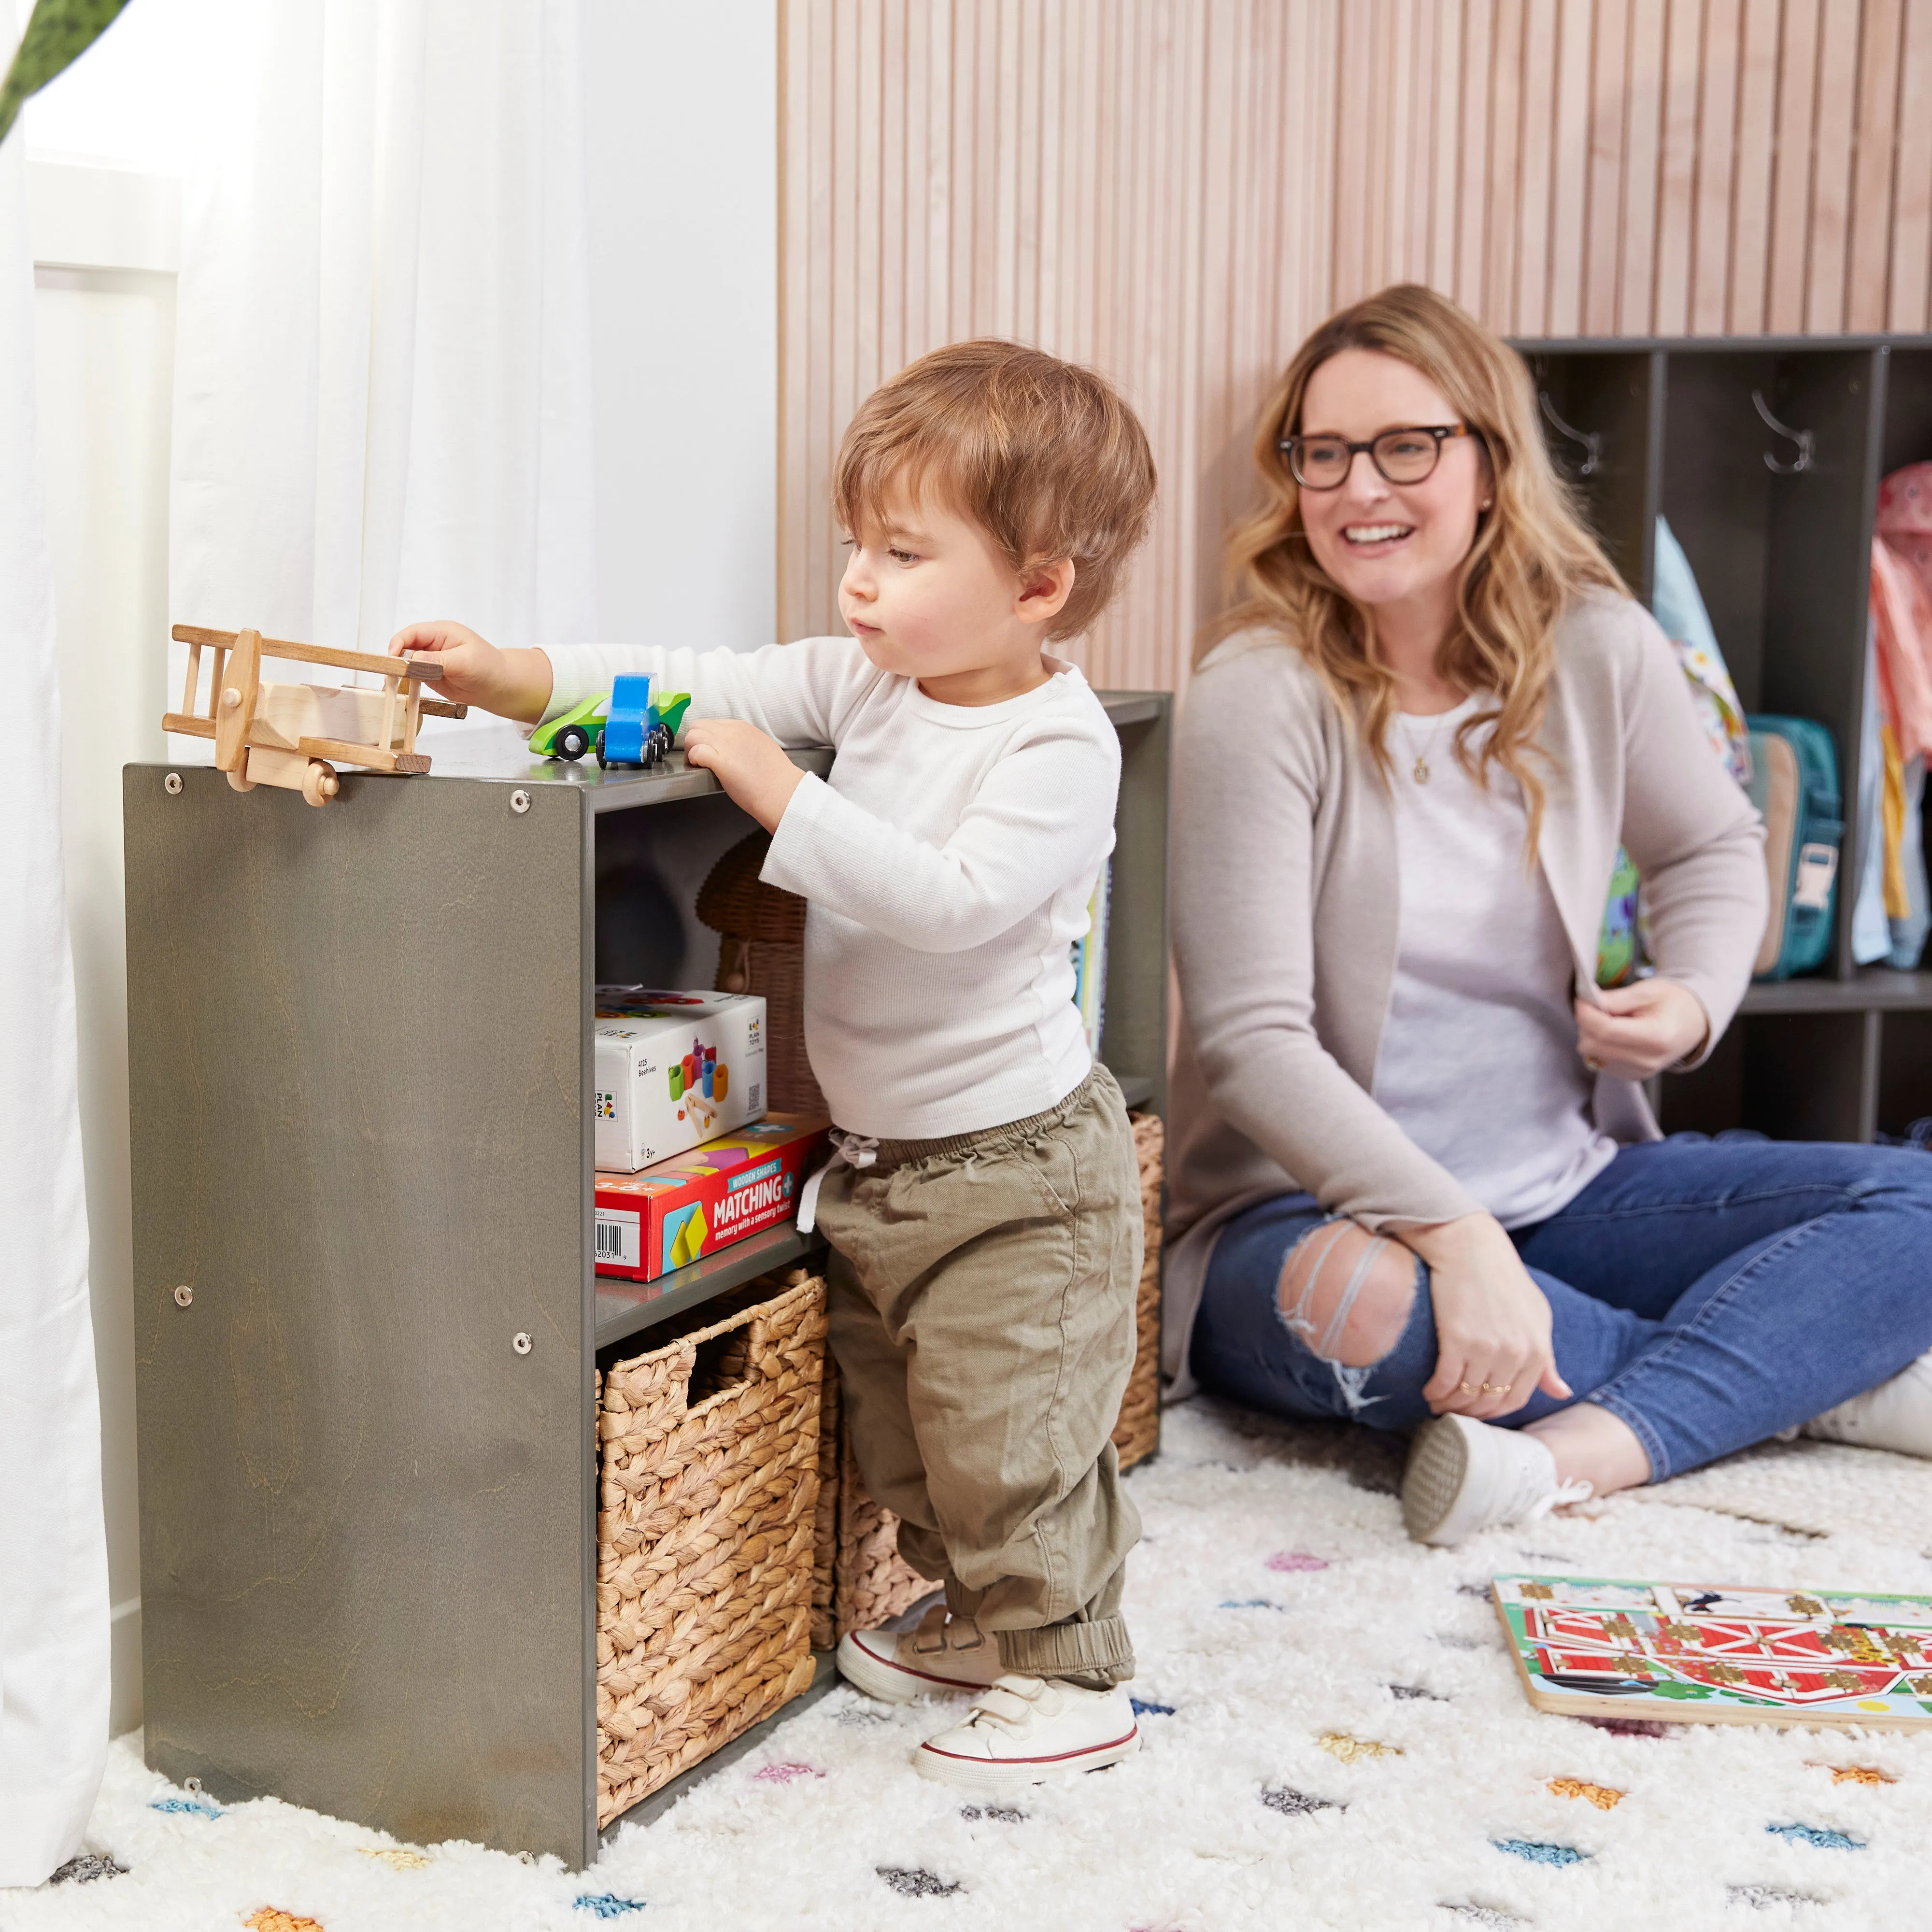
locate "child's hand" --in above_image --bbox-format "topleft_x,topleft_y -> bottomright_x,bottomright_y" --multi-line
683,716 -> 806,832
1574,978 -> 1709,1080
387,621 -> 554,723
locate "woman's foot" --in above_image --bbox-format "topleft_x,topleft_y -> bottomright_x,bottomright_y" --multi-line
1402,1413 -> 1592,1546
911,1675 -> 1139,1793
1803,1350 -> 1932,1458
836,1605 -> 1001,1703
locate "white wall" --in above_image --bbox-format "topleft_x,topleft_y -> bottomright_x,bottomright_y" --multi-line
20,0 -> 781,1741
580,0 -> 778,648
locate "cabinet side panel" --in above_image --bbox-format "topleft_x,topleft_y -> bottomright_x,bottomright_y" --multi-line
1103,700 -> 1171,1116
125,767 -> 588,1863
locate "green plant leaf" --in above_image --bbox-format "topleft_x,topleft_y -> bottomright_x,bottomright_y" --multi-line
0,0 -> 135,148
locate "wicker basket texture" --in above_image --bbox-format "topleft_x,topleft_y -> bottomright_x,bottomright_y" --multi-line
596,1270 -> 827,1824
1111,1110 -> 1165,1470
811,1112 -> 1165,1645
695,832 -> 826,1117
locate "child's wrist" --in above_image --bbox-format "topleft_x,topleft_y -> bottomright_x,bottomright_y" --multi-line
498,647 -> 554,724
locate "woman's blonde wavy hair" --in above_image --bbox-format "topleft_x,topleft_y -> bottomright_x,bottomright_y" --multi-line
1203,284 -> 1625,848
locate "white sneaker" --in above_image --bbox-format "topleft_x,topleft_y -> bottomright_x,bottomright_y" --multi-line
912,1675 -> 1139,1794
1803,1350 -> 1932,1458
836,1605 -> 1002,1704
1402,1413 -> 1592,1547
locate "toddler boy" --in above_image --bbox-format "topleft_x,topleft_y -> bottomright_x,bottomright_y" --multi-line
391,339 -> 1156,1792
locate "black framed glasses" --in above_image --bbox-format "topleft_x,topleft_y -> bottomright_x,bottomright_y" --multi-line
1277,422 -> 1477,489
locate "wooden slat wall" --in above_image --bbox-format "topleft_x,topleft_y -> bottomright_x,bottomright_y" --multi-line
779,0 -> 1932,690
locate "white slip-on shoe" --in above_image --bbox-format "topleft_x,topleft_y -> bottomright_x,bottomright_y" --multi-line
836,1605 -> 1002,1704
1402,1412 -> 1593,1548
1802,1349 -> 1932,1458
911,1674 -> 1140,1795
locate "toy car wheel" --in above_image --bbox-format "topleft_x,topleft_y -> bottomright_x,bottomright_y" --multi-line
594,728 -> 607,768
554,723 -> 591,761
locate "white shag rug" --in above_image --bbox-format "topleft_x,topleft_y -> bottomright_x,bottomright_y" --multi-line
8,1398 -> 1932,1932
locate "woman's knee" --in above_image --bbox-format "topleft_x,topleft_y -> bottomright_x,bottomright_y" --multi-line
1277,1222 -> 1419,1367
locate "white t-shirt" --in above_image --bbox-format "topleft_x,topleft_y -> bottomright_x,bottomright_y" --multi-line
543,637 -> 1118,1140
1371,698 -> 1618,1227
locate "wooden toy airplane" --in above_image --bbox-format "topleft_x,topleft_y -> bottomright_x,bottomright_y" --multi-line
163,625 -> 468,806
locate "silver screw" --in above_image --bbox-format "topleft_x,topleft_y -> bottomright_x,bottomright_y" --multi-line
512,1331 -> 533,1355
172,1285 -> 194,1307
184,1777 -> 203,1794
164,772 -> 184,795
510,789 -> 531,815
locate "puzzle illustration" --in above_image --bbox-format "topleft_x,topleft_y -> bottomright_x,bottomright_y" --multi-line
1492,1575 -> 1932,1730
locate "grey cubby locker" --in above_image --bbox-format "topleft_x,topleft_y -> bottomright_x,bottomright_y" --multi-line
125,692 -> 1169,1870
1520,334 -> 1932,1143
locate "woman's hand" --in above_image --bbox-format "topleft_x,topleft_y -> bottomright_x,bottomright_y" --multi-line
1402,1213 -> 1571,1420
387,621 -> 554,723
683,716 -> 806,833
1574,978 -> 1709,1081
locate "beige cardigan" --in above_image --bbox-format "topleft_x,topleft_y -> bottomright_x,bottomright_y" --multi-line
1163,587 -> 1768,1394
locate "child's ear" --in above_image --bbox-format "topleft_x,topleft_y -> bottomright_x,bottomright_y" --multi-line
1015,556 -> 1076,626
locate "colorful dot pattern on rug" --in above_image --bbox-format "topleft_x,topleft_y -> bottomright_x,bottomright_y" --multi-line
14,1405 -> 1932,1930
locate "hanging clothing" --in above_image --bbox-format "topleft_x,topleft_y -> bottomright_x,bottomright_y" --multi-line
0,114 -> 110,1887
1869,469 -> 1932,970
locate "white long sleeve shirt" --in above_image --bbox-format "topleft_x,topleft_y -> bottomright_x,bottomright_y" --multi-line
544,637 -> 1120,1138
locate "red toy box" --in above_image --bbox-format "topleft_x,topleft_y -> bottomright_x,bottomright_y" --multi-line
594,1113 -> 830,1282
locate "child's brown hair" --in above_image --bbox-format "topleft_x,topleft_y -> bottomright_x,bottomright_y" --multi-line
833,340 -> 1157,641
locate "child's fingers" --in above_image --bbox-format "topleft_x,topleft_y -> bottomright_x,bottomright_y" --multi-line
387,621 -> 470,657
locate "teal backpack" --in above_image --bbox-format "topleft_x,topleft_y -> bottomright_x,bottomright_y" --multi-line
1744,714 -> 1842,980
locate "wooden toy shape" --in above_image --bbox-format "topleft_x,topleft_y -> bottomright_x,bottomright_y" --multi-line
163,625 -> 469,807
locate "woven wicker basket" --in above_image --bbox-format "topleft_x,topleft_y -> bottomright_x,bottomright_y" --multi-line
696,832 -> 826,1117
1111,1110 -> 1165,1469
596,1269 -> 827,1824
810,1111 -> 1165,1648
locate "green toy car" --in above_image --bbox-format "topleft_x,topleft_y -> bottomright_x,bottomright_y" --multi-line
529,693 -> 607,762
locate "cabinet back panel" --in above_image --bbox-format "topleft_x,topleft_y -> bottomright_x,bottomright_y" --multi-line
1658,353 -> 1778,709
1881,349 -> 1932,479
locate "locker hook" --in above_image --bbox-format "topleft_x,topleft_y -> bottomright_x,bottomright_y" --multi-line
1751,390 -> 1814,474
1537,391 -> 1602,477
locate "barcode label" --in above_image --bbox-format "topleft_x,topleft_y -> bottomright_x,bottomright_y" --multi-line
596,1208 -> 641,1270
748,1082 -> 761,1112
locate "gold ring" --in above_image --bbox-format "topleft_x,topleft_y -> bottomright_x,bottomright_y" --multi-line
1459,1382 -> 1477,1394
1480,1381 -> 1497,1392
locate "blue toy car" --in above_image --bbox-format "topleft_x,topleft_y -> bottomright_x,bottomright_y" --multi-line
595,676 -> 691,770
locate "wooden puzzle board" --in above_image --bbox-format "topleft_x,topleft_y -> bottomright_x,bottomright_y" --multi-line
1492,1574 -> 1932,1730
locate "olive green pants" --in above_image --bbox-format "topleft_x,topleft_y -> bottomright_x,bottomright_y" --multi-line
813,1067 -> 1142,1683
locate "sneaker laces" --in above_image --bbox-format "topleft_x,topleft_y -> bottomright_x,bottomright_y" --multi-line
1499,1432 -> 1593,1525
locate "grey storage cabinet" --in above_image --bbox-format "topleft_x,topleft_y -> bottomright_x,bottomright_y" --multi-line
125,692 -> 1168,1869
1519,333 -> 1932,1140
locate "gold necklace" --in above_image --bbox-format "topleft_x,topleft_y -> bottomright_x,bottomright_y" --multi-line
1410,710 -> 1450,784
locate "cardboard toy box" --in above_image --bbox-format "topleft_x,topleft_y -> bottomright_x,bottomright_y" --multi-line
593,988 -> 767,1171
595,1114 -> 831,1281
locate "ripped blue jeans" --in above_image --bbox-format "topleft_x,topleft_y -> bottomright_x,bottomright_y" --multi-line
1190,1135 -> 1932,1482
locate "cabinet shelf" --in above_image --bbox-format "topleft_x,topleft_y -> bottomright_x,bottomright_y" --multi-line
595,1223 -> 819,1352
1740,970 -> 1932,1015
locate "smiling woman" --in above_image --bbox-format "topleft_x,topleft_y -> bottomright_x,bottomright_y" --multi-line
1165,284 -> 1932,1549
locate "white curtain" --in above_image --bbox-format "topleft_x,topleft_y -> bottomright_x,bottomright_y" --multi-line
168,0 -> 598,710
0,70 -> 111,1891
